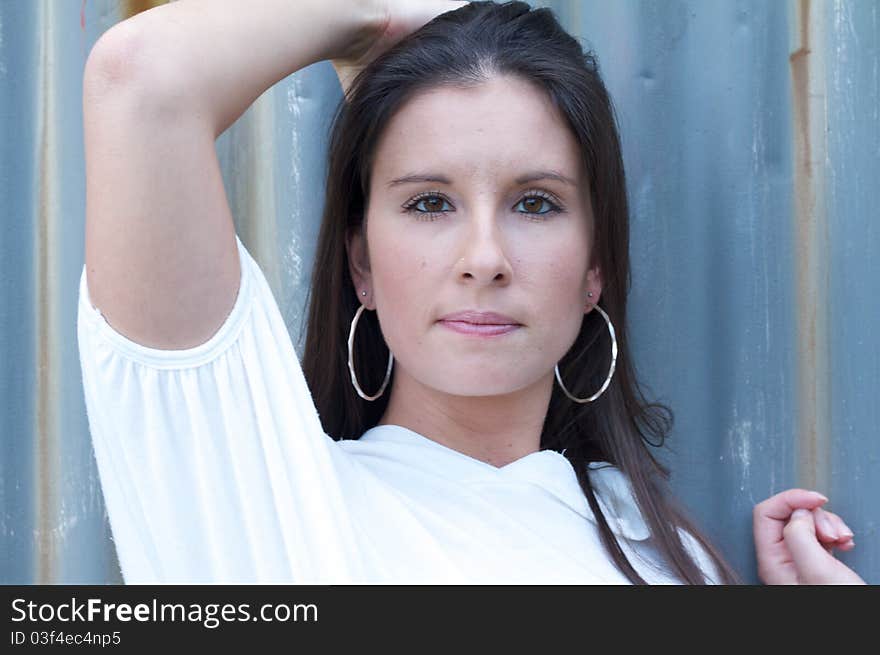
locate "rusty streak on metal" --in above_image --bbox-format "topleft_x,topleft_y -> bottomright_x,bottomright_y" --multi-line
790,0 -> 830,496
121,0 -> 168,20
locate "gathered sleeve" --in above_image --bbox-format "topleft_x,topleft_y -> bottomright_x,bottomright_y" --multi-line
77,234 -> 369,584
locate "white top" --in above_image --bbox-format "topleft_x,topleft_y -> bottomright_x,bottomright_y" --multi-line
77,234 -> 720,585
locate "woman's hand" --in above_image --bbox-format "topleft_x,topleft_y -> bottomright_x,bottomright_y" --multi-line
753,488 -> 866,584
331,0 -> 470,96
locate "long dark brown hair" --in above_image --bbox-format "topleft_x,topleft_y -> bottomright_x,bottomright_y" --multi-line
301,0 -> 742,584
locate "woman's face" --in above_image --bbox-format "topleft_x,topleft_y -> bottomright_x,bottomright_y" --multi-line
347,73 -> 601,398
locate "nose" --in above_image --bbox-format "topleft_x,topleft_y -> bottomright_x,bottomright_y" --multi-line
454,207 -> 514,286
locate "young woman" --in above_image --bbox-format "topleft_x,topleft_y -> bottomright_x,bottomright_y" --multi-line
78,0 -> 865,584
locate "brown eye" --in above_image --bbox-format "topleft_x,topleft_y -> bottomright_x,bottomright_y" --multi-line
402,193 -> 453,221
522,197 -> 544,212
422,196 -> 445,212
516,192 -> 562,218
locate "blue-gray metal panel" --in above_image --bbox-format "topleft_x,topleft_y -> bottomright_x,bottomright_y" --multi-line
825,0 -> 879,582
1,0 -> 40,585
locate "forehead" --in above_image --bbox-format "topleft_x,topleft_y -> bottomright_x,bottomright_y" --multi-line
372,74 -> 583,184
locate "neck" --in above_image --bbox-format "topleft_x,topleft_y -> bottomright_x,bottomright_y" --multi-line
377,365 -> 554,468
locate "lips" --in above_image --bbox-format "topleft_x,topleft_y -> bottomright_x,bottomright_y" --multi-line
437,310 -> 521,326
437,310 -> 522,338
439,321 -> 520,337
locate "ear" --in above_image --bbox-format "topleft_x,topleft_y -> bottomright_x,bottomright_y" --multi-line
346,223 -> 374,309
584,264 -> 603,313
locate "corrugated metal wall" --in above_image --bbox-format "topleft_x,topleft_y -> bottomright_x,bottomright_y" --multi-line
1,0 -> 876,584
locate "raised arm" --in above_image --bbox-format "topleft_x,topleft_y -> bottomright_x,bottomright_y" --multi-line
82,0 -> 386,350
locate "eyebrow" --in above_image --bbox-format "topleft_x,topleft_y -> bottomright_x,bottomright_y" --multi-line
385,170 -> 578,188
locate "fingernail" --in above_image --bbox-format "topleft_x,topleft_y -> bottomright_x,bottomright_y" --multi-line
791,508 -> 810,519
812,491 -> 829,503
841,524 -> 855,538
818,514 -> 838,538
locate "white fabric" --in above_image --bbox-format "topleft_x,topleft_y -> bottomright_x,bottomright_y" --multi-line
77,234 -> 720,585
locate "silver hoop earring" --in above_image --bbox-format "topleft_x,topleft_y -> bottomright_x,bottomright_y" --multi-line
554,303 -> 618,403
348,303 -> 394,401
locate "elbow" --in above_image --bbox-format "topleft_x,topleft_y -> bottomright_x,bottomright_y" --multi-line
83,13 -> 184,103
84,20 -> 151,95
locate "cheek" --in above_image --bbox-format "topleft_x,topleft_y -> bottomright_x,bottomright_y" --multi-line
368,224 -> 435,323
534,258 -> 592,359
371,250 -> 440,369
516,235 -> 591,308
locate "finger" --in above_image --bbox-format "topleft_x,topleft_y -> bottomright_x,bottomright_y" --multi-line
824,520 -> 856,547
753,489 -> 828,551
753,488 -> 829,521
823,511 -> 855,542
784,510 -> 867,584
812,507 -> 841,542
783,509 -> 831,581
